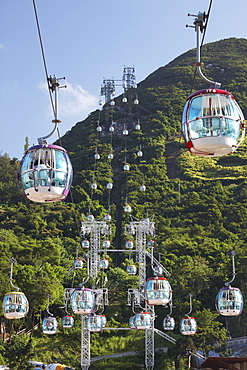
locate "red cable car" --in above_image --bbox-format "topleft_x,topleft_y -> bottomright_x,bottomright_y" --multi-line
179,316 -> 197,335
182,89 -> 245,157
145,277 -> 172,306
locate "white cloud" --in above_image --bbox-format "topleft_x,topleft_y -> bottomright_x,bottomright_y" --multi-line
38,81 -> 98,123
59,82 -> 98,119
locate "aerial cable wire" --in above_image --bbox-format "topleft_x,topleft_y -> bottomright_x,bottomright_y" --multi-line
32,0 -> 55,119
201,0 -> 213,47
32,0 -> 84,246
32,0 -> 65,146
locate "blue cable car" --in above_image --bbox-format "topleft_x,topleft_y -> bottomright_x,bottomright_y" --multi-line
62,315 -> 74,328
145,277 -> 172,306
70,288 -> 95,315
42,316 -> 58,335
163,316 -> 175,331
179,316 -> 197,335
17,144 -> 73,202
182,89 -> 245,157
215,286 -> 244,316
3,291 -> 29,320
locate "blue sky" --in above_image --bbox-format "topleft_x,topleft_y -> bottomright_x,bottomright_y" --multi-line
1,0 -> 246,159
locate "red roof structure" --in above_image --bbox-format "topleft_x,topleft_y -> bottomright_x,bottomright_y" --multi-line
201,356 -> 247,370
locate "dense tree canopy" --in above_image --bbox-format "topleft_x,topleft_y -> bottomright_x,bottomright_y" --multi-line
1,38 -> 247,369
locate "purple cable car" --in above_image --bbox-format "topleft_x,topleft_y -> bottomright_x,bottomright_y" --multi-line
70,288 -> 95,315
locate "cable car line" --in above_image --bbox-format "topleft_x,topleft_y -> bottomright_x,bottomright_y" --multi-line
32,0 -> 56,120
183,6 -> 246,157
201,0 -> 213,47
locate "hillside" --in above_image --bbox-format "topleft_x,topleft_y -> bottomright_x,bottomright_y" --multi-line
1,37 -> 247,369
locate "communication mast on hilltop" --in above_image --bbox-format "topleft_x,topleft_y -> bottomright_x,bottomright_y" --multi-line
122,66 -> 137,90
100,66 -> 137,103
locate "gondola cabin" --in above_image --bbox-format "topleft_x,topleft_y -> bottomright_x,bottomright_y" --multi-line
99,259 -> 109,269
127,265 -> 137,275
73,258 -> 83,269
62,315 -> 74,328
179,316 -> 197,335
145,277 -> 172,306
102,240 -> 111,249
70,288 -> 95,315
18,144 -> 73,202
134,312 -> 152,330
125,240 -> 134,249
3,291 -> 29,319
104,214 -> 112,222
42,317 -> 58,335
87,315 -> 103,332
81,239 -> 90,248
163,316 -> 175,331
182,89 -> 245,157
215,286 -> 244,316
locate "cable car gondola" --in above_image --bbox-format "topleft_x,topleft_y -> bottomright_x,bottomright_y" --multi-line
179,294 -> 197,335
163,316 -> 175,331
42,316 -> 58,335
182,89 -> 245,157
17,76 -> 73,203
73,258 -> 83,269
99,259 -> 109,269
215,251 -> 244,316
182,12 -> 245,157
179,316 -> 197,335
3,258 -> 29,320
62,315 -> 74,328
163,301 -> 175,331
145,277 -> 172,306
18,144 -> 73,202
87,315 -> 103,332
125,240 -> 134,249
134,312 -> 152,330
215,286 -> 243,316
127,265 -> 137,275
81,239 -> 90,248
70,288 -> 95,315
102,240 -> 111,249
3,291 -> 29,320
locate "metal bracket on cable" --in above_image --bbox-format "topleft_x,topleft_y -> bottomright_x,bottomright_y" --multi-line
186,11 -> 221,88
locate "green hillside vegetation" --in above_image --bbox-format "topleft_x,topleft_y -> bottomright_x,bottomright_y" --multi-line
1,37 -> 247,369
